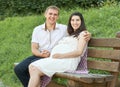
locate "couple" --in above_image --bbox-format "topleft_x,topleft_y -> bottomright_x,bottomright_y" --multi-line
14,5 -> 91,87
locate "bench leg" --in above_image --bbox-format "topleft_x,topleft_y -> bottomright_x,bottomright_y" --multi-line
116,79 -> 120,87
67,80 -> 83,87
46,81 -> 66,87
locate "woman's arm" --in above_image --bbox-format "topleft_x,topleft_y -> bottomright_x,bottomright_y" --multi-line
52,32 -> 87,58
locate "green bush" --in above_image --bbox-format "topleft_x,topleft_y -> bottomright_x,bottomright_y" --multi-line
1,0 -> 118,20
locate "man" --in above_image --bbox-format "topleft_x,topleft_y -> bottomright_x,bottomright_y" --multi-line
14,5 -> 91,87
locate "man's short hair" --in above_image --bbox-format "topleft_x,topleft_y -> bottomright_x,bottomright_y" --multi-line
45,5 -> 60,15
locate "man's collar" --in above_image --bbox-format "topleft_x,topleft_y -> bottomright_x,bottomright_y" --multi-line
41,23 -> 59,30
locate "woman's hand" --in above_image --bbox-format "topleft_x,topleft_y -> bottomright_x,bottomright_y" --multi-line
52,53 -> 63,59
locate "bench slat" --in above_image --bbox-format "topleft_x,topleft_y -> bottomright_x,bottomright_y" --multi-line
87,60 -> 119,72
54,73 -> 113,84
88,38 -> 120,48
88,49 -> 120,61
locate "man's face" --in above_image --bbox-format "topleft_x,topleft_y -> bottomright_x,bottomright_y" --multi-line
45,9 -> 59,25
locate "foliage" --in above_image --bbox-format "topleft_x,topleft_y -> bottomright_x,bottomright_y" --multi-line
1,0 -> 119,20
0,4 -> 120,87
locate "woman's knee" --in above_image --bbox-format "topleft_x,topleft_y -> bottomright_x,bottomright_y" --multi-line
29,64 -> 44,76
29,64 -> 39,74
29,64 -> 36,72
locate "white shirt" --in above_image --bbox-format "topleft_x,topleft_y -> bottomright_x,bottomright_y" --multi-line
31,23 -> 68,52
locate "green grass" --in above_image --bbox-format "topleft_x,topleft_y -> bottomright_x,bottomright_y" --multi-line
0,4 -> 120,87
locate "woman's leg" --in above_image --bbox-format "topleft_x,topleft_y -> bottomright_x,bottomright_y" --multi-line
14,56 -> 41,87
28,64 -> 44,87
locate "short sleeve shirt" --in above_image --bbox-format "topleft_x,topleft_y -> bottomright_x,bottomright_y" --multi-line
31,23 -> 68,52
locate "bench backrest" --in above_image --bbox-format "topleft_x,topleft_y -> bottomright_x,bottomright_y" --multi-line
87,34 -> 120,87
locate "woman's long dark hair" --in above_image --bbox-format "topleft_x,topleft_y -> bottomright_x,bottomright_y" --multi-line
67,12 -> 87,37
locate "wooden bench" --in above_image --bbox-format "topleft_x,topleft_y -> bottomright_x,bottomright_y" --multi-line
46,32 -> 120,87
14,32 -> 120,87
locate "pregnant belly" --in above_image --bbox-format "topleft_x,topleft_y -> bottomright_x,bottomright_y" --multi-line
51,44 -> 74,55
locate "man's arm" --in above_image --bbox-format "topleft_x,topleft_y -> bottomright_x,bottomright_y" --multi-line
31,42 -> 50,58
83,30 -> 91,41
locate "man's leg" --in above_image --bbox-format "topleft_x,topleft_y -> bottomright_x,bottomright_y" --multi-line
14,56 -> 41,87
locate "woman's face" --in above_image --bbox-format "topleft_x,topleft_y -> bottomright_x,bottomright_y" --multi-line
70,15 -> 81,31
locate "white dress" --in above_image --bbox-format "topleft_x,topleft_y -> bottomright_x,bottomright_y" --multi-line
31,36 -> 83,77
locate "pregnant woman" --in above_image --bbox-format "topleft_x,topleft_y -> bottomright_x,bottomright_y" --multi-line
28,12 -> 89,87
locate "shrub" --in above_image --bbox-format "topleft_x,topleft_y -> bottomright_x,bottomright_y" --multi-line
1,0 -> 118,20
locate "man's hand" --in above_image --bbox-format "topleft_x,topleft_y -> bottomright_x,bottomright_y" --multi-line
82,31 -> 91,42
40,50 -> 50,58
